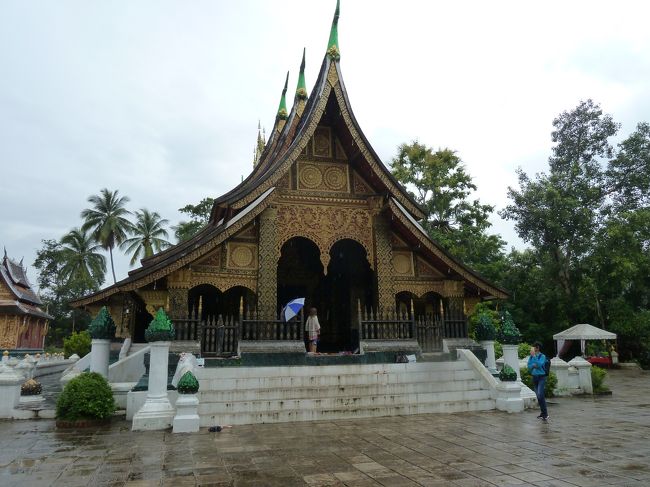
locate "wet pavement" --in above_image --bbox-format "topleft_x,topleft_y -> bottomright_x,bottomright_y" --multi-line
0,369 -> 649,487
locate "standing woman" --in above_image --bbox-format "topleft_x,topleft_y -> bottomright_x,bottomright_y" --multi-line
305,307 -> 321,353
528,341 -> 549,420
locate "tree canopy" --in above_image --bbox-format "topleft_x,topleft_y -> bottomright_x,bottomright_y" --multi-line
390,141 -> 506,282
173,197 -> 215,242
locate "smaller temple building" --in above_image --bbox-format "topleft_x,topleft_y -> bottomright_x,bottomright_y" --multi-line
0,251 -> 51,350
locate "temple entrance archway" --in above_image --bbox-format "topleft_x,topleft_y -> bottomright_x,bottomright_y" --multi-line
276,237 -> 374,352
277,237 -> 324,317
322,239 -> 374,352
188,284 -> 256,321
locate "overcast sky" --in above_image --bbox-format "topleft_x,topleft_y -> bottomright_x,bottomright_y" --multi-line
1,0 -> 649,289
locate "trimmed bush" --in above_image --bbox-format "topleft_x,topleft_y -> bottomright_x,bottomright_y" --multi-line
63,331 -> 91,359
520,367 -> 557,397
56,372 -> 116,421
494,340 -> 503,359
518,342 -> 533,359
475,313 -> 497,341
499,364 -> 517,381
591,366 -> 608,393
497,311 -> 522,345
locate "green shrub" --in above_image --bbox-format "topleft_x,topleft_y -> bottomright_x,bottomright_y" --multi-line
499,364 -> 517,381
591,366 -> 608,393
475,313 -> 497,341
497,311 -> 521,345
520,367 -> 557,398
56,372 -> 116,421
63,331 -> 91,358
494,340 -> 503,359
518,342 -> 532,359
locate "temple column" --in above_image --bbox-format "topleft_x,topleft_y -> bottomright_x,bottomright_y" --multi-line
168,288 -> 189,321
257,207 -> 279,318
373,216 -> 394,309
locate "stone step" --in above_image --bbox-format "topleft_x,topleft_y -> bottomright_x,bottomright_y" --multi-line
199,398 -> 496,426
198,389 -> 492,415
199,378 -> 485,403
196,361 -> 466,380
197,369 -> 477,391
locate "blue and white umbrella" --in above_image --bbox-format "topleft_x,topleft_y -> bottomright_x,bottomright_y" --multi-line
283,298 -> 305,322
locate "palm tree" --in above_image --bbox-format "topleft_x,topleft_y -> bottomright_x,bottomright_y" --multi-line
59,228 -> 106,290
81,188 -> 132,284
119,209 -> 172,265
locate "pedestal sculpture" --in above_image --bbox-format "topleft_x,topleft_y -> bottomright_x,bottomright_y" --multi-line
88,307 -> 117,379
475,313 -> 497,373
498,311 -> 522,381
173,371 -> 200,433
132,308 -> 176,431
496,365 -> 524,413
0,363 -> 22,418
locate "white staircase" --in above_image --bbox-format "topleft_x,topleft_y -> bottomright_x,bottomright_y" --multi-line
195,361 -> 495,426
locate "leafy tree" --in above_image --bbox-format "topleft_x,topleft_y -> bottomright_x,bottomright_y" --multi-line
33,239 -> 96,345
119,209 -> 171,265
501,100 -> 618,318
81,188 -> 132,284
59,228 -> 106,288
501,100 -> 650,365
390,141 -> 506,282
173,197 -> 215,242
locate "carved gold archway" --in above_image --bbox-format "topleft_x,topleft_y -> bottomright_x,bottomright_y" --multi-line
275,204 -> 374,273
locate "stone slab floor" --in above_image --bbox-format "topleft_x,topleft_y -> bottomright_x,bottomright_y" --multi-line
0,369 -> 649,487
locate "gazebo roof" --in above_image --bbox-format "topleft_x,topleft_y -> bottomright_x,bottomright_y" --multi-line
553,323 -> 617,341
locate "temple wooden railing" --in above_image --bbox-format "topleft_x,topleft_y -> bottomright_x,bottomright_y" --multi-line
241,305 -> 302,341
358,302 -> 415,341
443,297 -> 468,339
415,314 -> 443,352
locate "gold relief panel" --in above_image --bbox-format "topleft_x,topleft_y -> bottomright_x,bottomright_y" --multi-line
234,223 -> 257,240
276,204 -> 374,271
390,232 -> 409,249
196,247 -> 222,266
276,172 -> 291,190
227,242 -> 258,270
298,161 -> 349,193
313,126 -> 331,158
416,256 -> 444,278
168,268 -> 192,289
392,251 -> 414,276
352,172 -> 372,195
335,138 -> 347,160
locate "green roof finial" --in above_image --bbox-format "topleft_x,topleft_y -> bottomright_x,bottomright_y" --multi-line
144,308 -> 175,342
277,71 -> 289,120
327,0 -> 340,60
88,306 -> 116,340
296,48 -> 307,100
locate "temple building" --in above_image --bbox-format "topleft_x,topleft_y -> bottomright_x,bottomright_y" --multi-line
72,1 -> 507,357
0,251 -> 51,350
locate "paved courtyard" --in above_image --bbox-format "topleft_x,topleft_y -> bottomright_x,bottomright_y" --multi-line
0,369 -> 649,487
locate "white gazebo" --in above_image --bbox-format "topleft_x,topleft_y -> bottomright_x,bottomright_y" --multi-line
553,323 -> 617,357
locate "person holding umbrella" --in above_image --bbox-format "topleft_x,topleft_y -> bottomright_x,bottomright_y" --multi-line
305,307 -> 321,353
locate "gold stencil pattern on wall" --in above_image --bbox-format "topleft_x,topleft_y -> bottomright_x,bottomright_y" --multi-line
299,164 -> 323,189
298,162 -> 349,192
276,203 -> 373,271
228,243 -> 258,269
392,251 -> 414,276
313,127 -> 331,157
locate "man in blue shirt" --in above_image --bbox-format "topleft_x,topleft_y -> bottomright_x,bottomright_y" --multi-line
527,341 -> 549,420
